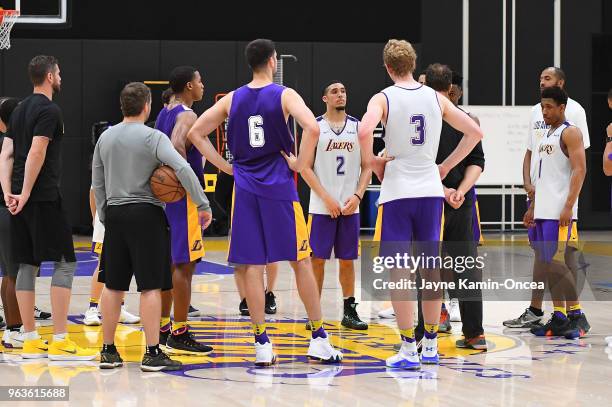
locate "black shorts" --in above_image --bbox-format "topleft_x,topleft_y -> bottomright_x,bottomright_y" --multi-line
10,199 -> 76,266
0,207 -> 18,277
99,203 -> 172,292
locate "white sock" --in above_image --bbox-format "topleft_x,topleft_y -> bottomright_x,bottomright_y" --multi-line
53,333 -> 66,342
24,331 -> 40,341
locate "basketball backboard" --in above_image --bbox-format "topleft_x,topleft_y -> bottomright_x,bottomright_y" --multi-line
0,0 -> 67,24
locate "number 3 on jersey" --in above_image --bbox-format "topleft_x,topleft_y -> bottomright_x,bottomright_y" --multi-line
410,114 -> 426,145
248,115 -> 265,147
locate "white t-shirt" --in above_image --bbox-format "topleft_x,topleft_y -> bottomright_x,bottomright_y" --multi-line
309,115 -> 361,214
526,97 -> 590,185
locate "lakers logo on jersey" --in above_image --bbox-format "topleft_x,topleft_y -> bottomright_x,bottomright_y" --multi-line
299,240 -> 309,252
538,144 -> 555,155
325,140 -> 355,152
192,240 -> 203,252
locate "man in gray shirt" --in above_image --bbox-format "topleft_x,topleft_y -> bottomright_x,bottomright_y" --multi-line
92,82 -> 211,372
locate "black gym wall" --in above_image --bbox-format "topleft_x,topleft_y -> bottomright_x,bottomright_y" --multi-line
0,0 -> 610,231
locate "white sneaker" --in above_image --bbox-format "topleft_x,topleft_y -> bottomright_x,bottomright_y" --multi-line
2,326 -> 25,349
254,341 -> 276,367
378,307 -> 396,319
386,341 -> 420,370
119,306 -> 140,324
605,336 -> 612,347
307,336 -> 343,363
83,307 -> 101,326
420,337 -> 439,365
449,298 -> 461,322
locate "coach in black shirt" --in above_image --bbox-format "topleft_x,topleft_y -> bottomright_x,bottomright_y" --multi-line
415,63 -> 486,350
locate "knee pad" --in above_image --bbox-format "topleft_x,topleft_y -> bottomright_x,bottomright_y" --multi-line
51,261 -> 76,289
15,264 -> 38,291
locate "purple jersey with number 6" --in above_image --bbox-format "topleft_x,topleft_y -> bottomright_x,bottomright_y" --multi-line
227,83 -> 297,201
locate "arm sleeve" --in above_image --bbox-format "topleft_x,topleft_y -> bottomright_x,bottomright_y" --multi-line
91,141 -> 107,223
151,131 -> 211,212
32,105 -> 60,140
465,140 -> 485,171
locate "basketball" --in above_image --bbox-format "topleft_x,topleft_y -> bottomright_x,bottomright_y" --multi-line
150,165 -> 185,203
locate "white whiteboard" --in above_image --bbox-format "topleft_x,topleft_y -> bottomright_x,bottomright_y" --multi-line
464,105 -> 533,185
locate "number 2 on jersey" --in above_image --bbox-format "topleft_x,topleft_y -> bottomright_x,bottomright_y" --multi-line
410,114 -> 426,145
248,115 -> 265,147
336,156 -> 345,175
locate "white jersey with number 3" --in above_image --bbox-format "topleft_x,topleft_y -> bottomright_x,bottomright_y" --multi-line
309,115 -> 361,214
379,84 -> 444,204
534,121 -> 578,220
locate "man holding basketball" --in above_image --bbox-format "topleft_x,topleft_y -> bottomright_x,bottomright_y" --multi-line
92,82 -> 212,372
154,66 -> 212,354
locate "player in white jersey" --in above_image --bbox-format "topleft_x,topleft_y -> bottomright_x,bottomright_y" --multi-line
524,86 -> 589,339
302,81 -> 370,330
504,67 -> 590,329
82,187 -> 140,326
359,39 -> 483,370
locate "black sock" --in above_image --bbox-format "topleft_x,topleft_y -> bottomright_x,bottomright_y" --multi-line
8,324 -> 23,331
529,306 -> 544,317
147,345 -> 161,356
102,343 -> 117,353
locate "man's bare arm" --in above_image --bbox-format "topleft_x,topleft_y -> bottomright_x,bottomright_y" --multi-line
170,111 -> 198,158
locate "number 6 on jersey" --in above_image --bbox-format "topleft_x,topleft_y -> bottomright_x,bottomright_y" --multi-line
248,115 -> 265,147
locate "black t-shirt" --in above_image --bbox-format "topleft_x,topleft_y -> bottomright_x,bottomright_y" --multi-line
435,110 -> 485,204
6,93 -> 64,202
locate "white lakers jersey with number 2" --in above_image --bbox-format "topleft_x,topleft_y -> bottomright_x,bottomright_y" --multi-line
309,115 -> 361,214
379,84 -> 444,204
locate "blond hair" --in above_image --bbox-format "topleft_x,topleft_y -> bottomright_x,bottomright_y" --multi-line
383,39 -> 417,77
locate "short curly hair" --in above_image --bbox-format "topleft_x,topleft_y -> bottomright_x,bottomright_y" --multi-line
383,39 -> 417,77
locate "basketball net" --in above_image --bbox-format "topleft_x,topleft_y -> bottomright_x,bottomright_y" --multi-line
0,10 -> 19,50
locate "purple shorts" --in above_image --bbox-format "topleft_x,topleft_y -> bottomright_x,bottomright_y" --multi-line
308,213 -> 359,260
374,197 -> 444,258
533,219 -> 578,264
165,195 -> 205,265
229,186 -> 311,265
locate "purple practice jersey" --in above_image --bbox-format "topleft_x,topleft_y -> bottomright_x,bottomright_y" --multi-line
227,83 -> 297,201
155,105 -> 204,181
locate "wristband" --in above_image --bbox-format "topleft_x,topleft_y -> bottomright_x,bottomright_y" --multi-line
353,193 -> 362,202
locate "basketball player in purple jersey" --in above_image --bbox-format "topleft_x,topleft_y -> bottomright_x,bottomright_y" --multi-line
187,39 -> 342,366
359,40 -> 483,369
154,66 -> 212,355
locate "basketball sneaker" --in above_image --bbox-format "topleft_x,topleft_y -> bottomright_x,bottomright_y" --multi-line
307,336 -> 343,363
420,337 -> 439,364
140,350 -> 182,372
159,327 -> 171,349
166,327 -> 213,355
449,298 -> 461,322
341,297 -> 368,330
378,307 -> 396,319
188,305 -> 201,318
503,308 -> 543,328
48,338 -> 98,361
606,336 -> 612,347
530,313 -> 570,337
83,306 -> 102,326
254,341 -> 276,367
456,335 -> 488,350
0,315 -> 5,330
119,305 -> 140,324
239,298 -> 249,316
386,341 -> 420,370
265,291 -> 277,315
563,313 -> 590,339
34,306 -> 51,320
439,307 -> 451,333
22,338 -> 49,359
100,346 -> 124,369
2,326 -> 25,349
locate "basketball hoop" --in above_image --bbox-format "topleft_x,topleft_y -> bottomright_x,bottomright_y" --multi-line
0,10 -> 19,50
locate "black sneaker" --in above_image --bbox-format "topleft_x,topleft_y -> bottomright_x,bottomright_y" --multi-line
239,298 -> 249,316
341,297 -> 368,330
265,291 -> 277,315
166,329 -> 213,354
530,313 -> 571,337
564,313 -> 591,339
34,306 -> 51,320
188,305 -> 201,318
159,328 -> 170,348
100,348 -> 124,369
141,351 -> 182,372
0,315 -> 5,330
